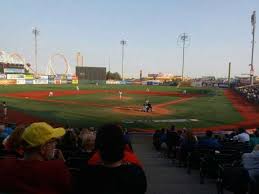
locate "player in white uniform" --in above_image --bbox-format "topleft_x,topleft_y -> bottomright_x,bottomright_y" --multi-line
76,86 -> 80,91
119,91 -> 123,100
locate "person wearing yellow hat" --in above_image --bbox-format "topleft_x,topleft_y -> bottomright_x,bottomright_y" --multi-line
21,122 -> 66,161
0,122 -> 72,194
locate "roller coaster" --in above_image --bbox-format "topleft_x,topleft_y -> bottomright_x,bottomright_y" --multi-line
0,49 -> 71,76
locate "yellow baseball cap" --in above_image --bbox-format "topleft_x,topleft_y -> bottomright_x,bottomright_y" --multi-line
22,122 -> 65,147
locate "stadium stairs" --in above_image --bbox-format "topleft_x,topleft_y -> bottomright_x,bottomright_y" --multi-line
131,133 -> 231,194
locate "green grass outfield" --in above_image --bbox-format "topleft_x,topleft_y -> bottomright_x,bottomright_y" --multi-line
0,84 -> 243,130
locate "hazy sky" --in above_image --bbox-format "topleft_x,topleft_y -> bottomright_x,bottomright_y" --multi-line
1,0 -> 258,78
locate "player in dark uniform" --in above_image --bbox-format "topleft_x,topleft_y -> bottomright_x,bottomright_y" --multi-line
2,102 -> 7,118
143,100 -> 152,112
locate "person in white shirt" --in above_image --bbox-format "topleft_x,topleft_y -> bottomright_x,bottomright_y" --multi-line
76,86 -> 80,91
119,91 -> 122,100
233,128 -> 250,142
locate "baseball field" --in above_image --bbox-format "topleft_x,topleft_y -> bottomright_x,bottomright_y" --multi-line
0,84 -> 258,133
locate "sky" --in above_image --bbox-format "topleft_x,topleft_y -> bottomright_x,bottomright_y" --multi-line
0,0 -> 258,78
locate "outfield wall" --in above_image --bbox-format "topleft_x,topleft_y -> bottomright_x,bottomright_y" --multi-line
0,74 -> 79,85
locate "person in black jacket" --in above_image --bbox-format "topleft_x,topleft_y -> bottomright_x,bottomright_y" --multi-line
166,125 -> 179,158
77,124 -> 147,194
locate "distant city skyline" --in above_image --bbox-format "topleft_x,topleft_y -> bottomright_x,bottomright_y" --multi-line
0,0 -> 258,78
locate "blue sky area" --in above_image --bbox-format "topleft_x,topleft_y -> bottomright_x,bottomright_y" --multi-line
1,0 -> 258,78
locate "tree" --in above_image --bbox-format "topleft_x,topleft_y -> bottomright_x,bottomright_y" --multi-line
106,71 -> 122,80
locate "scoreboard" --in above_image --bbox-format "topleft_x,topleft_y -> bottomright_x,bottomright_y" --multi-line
76,66 -> 106,81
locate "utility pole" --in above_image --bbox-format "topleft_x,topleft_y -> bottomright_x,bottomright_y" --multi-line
32,27 -> 40,75
108,56 -> 111,72
250,11 -> 256,86
228,62 -> 231,87
120,40 -> 127,81
177,33 -> 191,81
182,34 -> 186,81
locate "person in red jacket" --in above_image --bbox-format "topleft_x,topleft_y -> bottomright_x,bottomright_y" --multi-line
0,122 -> 72,194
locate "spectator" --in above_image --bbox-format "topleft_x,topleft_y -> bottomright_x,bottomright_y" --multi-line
242,145 -> 259,182
66,131 -> 96,169
181,128 -> 197,152
0,122 -> 72,194
80,131 -> 96,154
250,128 -> 259,148
0,123 -> 13,140
59,128 -> 79,157
2,101 -> 7,118
153,129 -> 162,150
166,125 -> 179,158
159,128 -> 167,144
123,128 -> 133,152
2,125 -> 26,158
199,130 -> 221,149
234,128 -> 250,143
78,123 -> 147,194
88,124 -> 142,167
177,129 -> 184,145
179,129 -> 197,163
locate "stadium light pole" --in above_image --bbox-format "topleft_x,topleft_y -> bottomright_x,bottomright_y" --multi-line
120,40 -> 127,81
250,11 -> 256,86
177,33 -> 191,81
32,27 -> 40,75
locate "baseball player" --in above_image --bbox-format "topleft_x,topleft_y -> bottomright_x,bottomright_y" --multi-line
2,102 -> 7,118
49,91 -> 53,97
76,85 -> 80,91
119,91 -> 123,100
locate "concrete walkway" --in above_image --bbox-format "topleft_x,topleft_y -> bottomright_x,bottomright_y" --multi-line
131,134 -> 230,194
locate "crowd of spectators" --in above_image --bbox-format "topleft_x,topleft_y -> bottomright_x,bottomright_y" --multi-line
153,125 -> 259,194
0,122 -> 147,194
235,85 -> 259,103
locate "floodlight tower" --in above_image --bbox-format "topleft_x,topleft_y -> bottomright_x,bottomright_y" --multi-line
250,11 -> 256,86
120,40 -> 127,80
32,27 -> 40,75
177,33 -> 191,81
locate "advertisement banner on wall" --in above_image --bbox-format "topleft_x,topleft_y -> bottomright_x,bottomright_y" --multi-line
218,83 -> 229,88
25,80 -> 34,84
4,68 -> 25,74
67,80 -> 72,84
7,74 -> 25,80
48,80 -> 55,84
25,74 -> 34,79
72,80 -> 78,84
54,80 -> 61,84
0,79 -> 16,85
33,79 -> 48,84
61,80 -> 67,84
16,79 -> 26,85
55,75 -> 62,80
48,75 -> 56,80
0,74 -> 7,79
67,75 -> 72,80
40,75 -> 49,80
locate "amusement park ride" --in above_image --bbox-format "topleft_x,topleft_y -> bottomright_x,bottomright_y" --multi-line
0,49 -> 72,77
